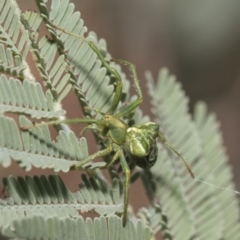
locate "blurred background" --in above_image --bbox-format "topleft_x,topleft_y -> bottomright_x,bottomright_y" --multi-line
2,0 -> 240,232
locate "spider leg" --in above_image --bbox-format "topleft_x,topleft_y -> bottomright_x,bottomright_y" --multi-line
80,125 -> 100,137
54,25 -> 144,118
119,151 -> 130,226
70,143 -> 113,170
158,132 -> 195,179
21,118 -> 106,130
53,25 -> 123,115
113,59 -> 143,118
99,147 -> 122,169
86,41 -> 123,115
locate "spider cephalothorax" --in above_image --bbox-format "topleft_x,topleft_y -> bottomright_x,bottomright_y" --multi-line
101,114 -> 128,145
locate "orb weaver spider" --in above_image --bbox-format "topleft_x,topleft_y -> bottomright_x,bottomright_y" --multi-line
29,26 -> 194,226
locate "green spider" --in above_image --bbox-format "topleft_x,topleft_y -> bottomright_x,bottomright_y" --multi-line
30,26 -> 194,226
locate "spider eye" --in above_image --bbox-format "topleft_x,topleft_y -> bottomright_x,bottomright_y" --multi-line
104,114 -> 110,119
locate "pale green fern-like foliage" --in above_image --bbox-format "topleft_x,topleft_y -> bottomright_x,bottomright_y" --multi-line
0,0 -> 240,239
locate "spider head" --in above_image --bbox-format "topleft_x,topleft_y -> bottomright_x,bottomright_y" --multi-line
125,122 -> 159,169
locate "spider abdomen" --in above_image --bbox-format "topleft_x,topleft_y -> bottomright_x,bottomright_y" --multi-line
125,122 -> 159,169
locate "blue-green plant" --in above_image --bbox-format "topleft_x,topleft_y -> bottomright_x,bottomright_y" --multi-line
0,0 -> 240,239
